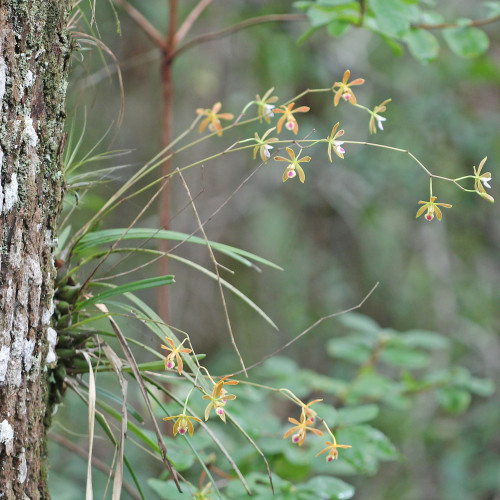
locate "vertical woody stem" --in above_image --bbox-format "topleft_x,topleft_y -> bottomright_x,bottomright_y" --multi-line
158,0 -> 178,322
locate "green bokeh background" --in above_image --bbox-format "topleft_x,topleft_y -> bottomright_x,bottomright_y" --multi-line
51,1 -> 500,499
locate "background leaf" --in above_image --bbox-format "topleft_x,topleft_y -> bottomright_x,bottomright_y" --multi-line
405,29 -> 440,63
367,0 -> 412,38
443,26 -> 490,58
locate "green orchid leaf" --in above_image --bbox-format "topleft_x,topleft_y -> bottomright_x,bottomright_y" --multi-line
74,228 -> 282,270
77,275 -> 175,310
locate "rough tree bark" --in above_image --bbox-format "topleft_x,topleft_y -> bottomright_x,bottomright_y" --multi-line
0,1 -> 71,498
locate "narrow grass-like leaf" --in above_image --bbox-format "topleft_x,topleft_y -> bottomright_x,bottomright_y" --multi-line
95,398 -> 160,454
77,275 -> 175,310
225,411 -> 274,494
74,228 -> 282,270
96,386 -> 144,423
143,375 -> 252,495
69,163 -> 134,184
170,254 -> 278,330
121,292 -> 211,393
102,344 -> 127,500
67,247 -> 278,329
96,306 -> 180,490
56,225 -> 73,256
95,413 -> 146,500
81,351 -> 96,500
123,453 -> 145,500
67,150 -> 131,177
146,388 -> 222,500
93,359 -> 165,375
66,380 -> 145,499
182,439 -> 222,500
64,109 -> 88,172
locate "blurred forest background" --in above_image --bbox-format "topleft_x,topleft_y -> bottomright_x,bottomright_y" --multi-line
51,1 -> 500,499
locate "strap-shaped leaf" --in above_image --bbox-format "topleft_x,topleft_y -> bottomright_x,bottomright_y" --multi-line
74,228 -> 282,270
77,275 -> 175,310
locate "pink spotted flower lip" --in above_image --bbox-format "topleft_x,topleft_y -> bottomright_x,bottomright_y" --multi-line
203,375 -> 239,423
274,147 -> 311,183
163,414 -> 202,437
283,413 -> 323,446
161,337 -> 192,375
301,399 -> 323,424
316,437 -> 352,462
332,70 -> 365,107
274,102 -> 310,135
416,196 -> 452,221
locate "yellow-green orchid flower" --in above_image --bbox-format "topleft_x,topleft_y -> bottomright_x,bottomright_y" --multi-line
163,413 -> 202,437
301,399 -> 323,423
332,69 -> 365,106
283,413 -> 323,446
316,434 -> 351,462
255,87 -> 279,123
326,122 -> 345,162
473,157 -> 493,203
253,127 -> 279,163
161,337 -> 192,375
274,147 -> 311,183
196,102 -> 234,136
369,98 -> 391,134
416,196 -> 452,221
274,102 -> 310,134
203,375 -> 238,423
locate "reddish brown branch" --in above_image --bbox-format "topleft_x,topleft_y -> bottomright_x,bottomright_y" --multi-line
174,13 -> 308,57
166,0 -> 179,58
413,13 -> 500,30
112,0 -> 166,49
157,0 -> 178,321
175,0 -> 214,45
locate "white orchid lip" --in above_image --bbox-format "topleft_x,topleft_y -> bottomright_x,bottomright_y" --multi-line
375,115 -> 386,130
334,141 -> 345,155
481,176 -> 492,189
265,104 -> 275,117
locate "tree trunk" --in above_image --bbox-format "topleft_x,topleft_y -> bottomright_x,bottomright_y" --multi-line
0,1 -> 71,498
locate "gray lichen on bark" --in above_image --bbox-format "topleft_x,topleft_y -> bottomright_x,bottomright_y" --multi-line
0,1 -> 71,498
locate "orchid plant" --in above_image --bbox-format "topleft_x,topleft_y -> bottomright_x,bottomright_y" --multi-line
146,69 -> 492,496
